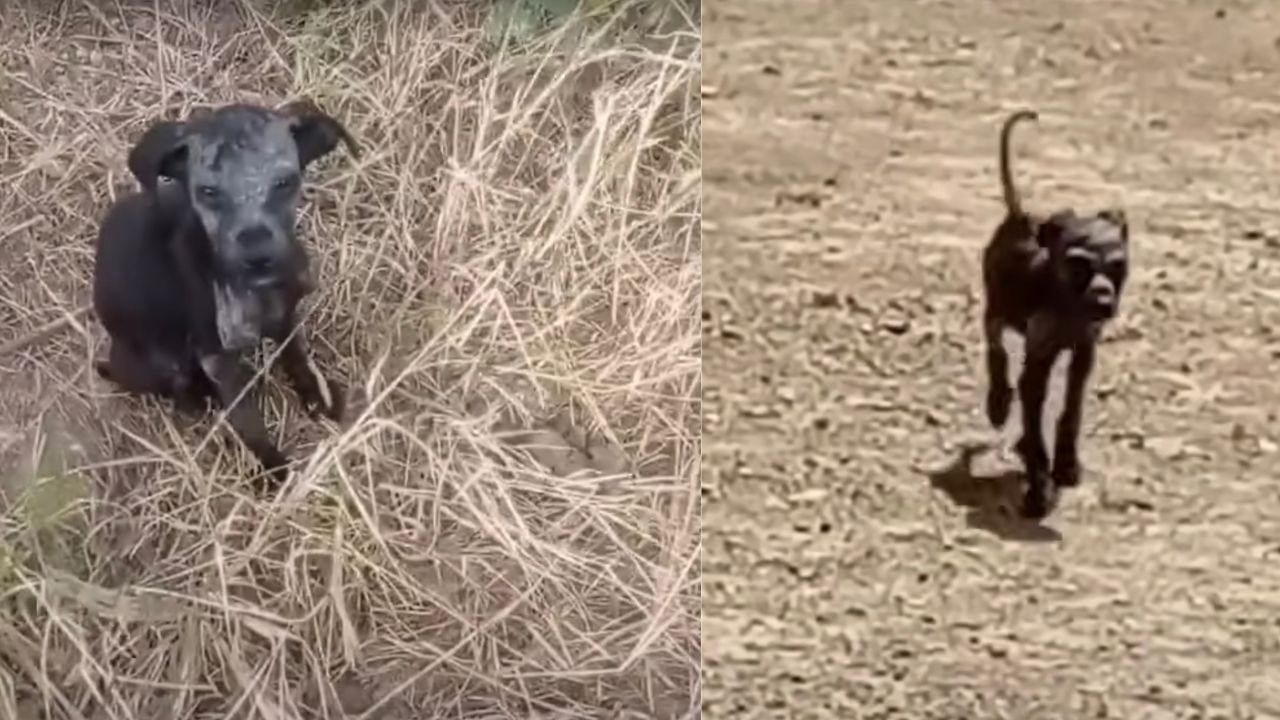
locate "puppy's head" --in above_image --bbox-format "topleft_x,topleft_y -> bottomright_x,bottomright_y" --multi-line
127,100 -> 359,292
1037,208 -> 1129,323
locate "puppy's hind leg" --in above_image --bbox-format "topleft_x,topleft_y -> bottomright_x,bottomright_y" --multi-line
983,311 -> 1013,429
98,343 -> 210,413
98,343 -> 173,396
1051,340 -> 1097,489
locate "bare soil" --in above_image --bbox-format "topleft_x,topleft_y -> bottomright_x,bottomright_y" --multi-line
704,1 -> 1280,717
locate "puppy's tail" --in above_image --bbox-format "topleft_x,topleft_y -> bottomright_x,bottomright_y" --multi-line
999,109 -> 1038,217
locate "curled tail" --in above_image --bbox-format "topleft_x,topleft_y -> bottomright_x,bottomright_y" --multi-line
999,109 -> 1038,217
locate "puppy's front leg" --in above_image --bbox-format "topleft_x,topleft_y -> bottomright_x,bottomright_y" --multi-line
984,310 -> 1013,428
1014,319 -> 1060,519
200,353 -> 290,486
1052,340 -> 1096,489
278,328 -> 345,422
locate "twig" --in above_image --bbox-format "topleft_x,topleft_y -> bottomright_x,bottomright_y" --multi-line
0,305 -> 93,357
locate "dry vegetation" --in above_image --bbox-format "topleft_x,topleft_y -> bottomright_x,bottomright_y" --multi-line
0,1 -> 700,717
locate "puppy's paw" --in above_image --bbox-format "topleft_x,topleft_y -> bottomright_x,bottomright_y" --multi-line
295,367 -> 346,422
1020,475 -> 1059,520
95,358 -> 114,382
268,463 -> 290,487
255,448 -> 291,489
172,392 -> 208,415
325,377 -> 347,422
1052,453 -> 1082,487
986,384 -> 1013,428
308,375 -> 346,422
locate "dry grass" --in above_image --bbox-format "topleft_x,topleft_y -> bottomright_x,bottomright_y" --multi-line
0,1 -> 700,717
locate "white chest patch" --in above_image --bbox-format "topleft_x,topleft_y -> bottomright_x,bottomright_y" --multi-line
213,283 -> 265,352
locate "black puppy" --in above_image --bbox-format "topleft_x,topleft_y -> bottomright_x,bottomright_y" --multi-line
982,109 -> 1130,519
93,99 -> 359,485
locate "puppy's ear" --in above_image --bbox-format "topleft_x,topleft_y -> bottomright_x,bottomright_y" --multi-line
1099,207 -> 1129,241
1035,209 -> 1076,250
280,98 -> 360,169
128,120 -> 189,192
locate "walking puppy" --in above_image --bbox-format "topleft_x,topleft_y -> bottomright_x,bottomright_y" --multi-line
981,109 -> 1130,519
92,99 -> 359,485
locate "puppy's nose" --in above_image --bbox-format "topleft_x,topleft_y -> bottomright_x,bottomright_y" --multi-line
1086,290 -> 1116,318
236,225 -> 274,249
236,226 -> 279,279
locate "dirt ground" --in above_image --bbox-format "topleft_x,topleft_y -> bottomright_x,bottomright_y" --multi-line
704,1 -> 1280,717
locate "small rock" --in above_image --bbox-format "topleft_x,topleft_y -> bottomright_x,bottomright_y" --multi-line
811,290 -> 841,308
762,64 -> 781,76
776,189 -> 824,208
879,314 -> 911,334
1146,436 -> 1183,460
701,84 -> 720,98
787,488 -> 829,504
742,405 -> 777,419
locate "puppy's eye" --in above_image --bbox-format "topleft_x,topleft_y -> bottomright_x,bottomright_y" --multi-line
197,185 -> 221,200
272,175 -> 299,192
1066,256 -> 1094,287
1067,256 -> 1093,274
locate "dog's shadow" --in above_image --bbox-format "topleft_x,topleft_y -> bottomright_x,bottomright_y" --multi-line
924,441 -> 1062,543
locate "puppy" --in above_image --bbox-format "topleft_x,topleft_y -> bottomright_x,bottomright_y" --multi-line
93,99 -> 359,485
981,109 -> 1130,519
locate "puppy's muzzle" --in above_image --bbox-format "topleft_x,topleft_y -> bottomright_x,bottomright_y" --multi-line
1085,284 -> 1117,320
235,226 -> 289,288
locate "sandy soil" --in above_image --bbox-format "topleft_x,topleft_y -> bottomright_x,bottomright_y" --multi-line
704,1 -> 1280,717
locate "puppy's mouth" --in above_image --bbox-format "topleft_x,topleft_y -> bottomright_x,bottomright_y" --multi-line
235,262 -> 298,292
1086,302 -> 1116,321
246,274 -> 286,290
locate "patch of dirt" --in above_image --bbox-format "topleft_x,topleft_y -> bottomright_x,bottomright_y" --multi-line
704,1 -> 1280,718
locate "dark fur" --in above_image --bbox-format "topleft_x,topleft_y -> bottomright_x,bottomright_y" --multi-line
93,99 -> 359,486
981,109 -> 1130,519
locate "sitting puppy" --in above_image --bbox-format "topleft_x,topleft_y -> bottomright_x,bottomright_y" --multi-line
981,109 -> 1130,519
92,99 -> 359,485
